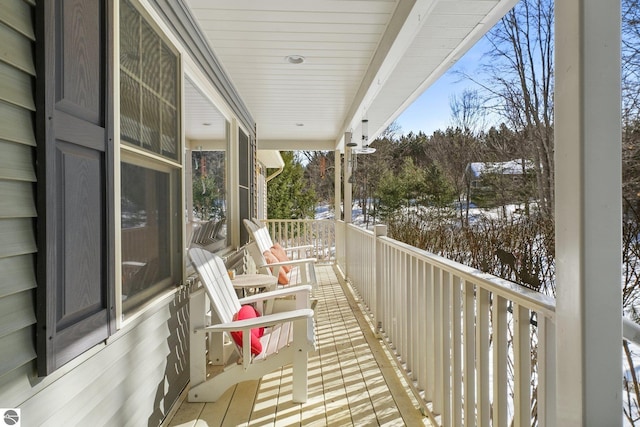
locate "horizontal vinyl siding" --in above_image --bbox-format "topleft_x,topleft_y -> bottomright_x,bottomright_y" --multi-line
0,0 -> 35,40
0,254 -> 36,298
0,329 -> 36,377
0,181 -> 37,218
19,290 -> 189,427
0,61 -> 35,110
0,0 -> 37,384
0,21 -> 35,75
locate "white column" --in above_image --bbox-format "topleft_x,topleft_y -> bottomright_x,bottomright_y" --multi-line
334,149 -> 342,220
228,119 -> 240,247
344,148 -> 353,223
555,0 -> 621,425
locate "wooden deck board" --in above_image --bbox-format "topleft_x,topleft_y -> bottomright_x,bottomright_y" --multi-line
166,265 -> 432,427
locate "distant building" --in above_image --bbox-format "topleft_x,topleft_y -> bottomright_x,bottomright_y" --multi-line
466,159 -> 534,189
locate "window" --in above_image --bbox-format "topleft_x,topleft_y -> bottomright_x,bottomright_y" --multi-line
120,0 -> 179,162
119,0 -> 182,315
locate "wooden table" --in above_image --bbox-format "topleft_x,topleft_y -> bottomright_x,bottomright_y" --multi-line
231,273 -> 278,295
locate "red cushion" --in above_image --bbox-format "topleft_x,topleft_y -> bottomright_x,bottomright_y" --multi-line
270,243 -> 292,273
263,250 -> 289,285
230,305 -> 264,355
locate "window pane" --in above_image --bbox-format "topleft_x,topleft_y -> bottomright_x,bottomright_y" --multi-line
121,162 -> 178,310
140,20 -> 160,93
120,71 -> 140,144
162,103 -> 177,160
161,42 -> 177,105
141,87 -> 160,152
119,0 -> 139,75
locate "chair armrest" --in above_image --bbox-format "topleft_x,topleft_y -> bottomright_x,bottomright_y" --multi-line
200,308 -> 314,332
284,244 -> 313,252
257,257 -> 317,268
238,284 -> 312,306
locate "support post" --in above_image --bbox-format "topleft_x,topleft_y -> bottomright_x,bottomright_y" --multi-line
344,147 -> 353,224
374,224 -> 387,334
555,0 -> 622,424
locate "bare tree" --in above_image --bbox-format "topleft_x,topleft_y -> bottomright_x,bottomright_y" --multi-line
450,89 -> 486,135
623,0 -> 640,127
429,128 -> 479,226
462,0 -> 555,218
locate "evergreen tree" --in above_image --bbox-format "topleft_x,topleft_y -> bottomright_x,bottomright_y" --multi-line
267,151 -> 317,219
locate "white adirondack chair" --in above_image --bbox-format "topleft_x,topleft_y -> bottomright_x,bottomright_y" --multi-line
243,220 -> 318,292
244,218 -> 313,260
188,248 -> 316,403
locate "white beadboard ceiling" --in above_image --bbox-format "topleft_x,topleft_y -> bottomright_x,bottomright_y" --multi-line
183,0 -> 517,151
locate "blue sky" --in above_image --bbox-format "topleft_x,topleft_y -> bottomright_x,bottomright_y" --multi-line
394,38 -> 491,136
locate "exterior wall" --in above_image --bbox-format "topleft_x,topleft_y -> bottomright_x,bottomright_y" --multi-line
0,1 -> 189,425
0,0 -> 39,400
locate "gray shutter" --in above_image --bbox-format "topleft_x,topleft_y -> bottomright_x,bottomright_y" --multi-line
36,0 -> 115,375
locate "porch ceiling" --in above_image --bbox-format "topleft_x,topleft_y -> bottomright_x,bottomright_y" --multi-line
183,0 -> 516,151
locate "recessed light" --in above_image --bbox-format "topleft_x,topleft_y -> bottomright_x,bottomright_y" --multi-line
285,55 -> 305,64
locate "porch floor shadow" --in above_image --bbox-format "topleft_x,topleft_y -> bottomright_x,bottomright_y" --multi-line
166,264 -> 432,426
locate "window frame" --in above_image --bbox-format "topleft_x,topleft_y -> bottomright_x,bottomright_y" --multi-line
116,0 -> 184,323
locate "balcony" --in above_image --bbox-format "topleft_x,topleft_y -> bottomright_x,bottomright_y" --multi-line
169,218 -> 640,425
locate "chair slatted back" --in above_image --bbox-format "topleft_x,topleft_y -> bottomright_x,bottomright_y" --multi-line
189,248 -> 240,324
249,225 -> 276,255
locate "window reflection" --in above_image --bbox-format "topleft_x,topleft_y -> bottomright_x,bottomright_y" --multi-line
121,162 -> 179,310
189,150 -> 227,251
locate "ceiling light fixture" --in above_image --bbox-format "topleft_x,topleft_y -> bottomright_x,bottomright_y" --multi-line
285,55 -> 305,64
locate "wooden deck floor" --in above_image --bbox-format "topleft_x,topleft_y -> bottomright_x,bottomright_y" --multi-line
166,265 -> 431,426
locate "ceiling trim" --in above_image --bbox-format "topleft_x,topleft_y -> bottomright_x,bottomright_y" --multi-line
258,139 -> 336,151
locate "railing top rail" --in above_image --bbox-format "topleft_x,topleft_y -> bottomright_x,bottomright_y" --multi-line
345,222 -> 375,236
261,219 -> 334,223
624,317 -> 640,345
377,233 -> 556,318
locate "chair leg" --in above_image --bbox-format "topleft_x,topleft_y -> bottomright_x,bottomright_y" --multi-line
189,289 -> 208,386
291,318 -> 309,403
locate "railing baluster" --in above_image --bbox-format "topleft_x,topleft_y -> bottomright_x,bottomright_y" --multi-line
426,263 -> 435,403
433,267 -> 443,413
441,271 -> 452,426
493,294 -> 508,426
408,256 -> 418,382
452,276 -> 463,426
538,315 -> 556,427
514,303 -> 532,426
417,260 -> 428,395
412,255 -> 420,377
476,288 -> 490,426
397,253 -> 411,370
463,280 -> 476,426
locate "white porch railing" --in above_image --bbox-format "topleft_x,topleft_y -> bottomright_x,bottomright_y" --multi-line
267,219 -> 640,425
260,219 -> 335,263
339,221 -> 557,426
